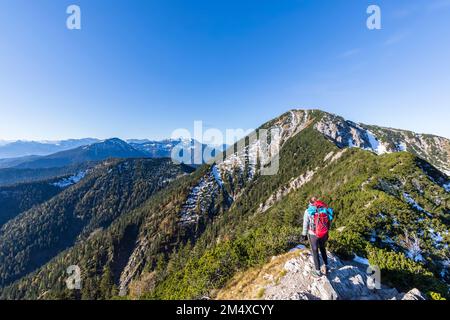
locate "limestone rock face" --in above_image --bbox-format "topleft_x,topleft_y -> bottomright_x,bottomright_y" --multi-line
401,288 -> 427,300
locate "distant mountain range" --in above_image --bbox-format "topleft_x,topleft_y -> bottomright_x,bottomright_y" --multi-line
13,138 -> 147,169
0,138 -> 225,160
0,109 -> 448,300
0,139 -> 100,159
0,138 -> 225,168
0,138 -> 224,186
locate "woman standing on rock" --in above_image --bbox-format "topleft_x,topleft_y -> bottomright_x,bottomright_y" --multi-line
301,197 -> 334,277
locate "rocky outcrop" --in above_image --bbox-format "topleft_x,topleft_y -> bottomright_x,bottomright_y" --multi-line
311,110 -> 450,175
217,248 -> 426,300
401,288 -> 427,300
265,249 -> 403,300
258,169 -> 316,213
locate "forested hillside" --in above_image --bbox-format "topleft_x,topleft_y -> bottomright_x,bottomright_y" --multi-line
0,158 -> 193,288
0,163 -> 92,187
0,181 -> 63,227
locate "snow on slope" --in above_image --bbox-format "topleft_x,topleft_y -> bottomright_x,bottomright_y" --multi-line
365,130 -> 388,155
177,110 -> 314,226
314,114 -> 390,155
312,111 -> 450,175
443,182 -> 450,192
52,171 -> 86,188
403,193 -> 433,217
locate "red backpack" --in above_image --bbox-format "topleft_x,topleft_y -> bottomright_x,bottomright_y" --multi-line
312,201 -> 330,239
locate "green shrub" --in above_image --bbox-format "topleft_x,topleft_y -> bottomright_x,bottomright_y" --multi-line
428,291 -> 446,300
367,246 -> 448,298
328,230 -> 368,260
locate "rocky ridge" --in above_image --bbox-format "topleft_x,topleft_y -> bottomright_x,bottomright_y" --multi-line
217,247 -> 426,300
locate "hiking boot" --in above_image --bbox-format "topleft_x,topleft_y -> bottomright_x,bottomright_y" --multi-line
311,269 -> 322,278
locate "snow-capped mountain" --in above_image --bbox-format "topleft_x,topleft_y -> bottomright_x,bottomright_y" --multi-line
129,138 -> 227,161
14,138 -> 148,169
311,111 -> 450,175
129,138 -> 194,158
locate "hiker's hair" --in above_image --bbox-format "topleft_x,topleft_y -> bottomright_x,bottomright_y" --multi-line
309,196 -> 318,204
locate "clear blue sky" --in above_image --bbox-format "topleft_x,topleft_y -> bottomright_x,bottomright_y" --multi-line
1,0 -> 450,141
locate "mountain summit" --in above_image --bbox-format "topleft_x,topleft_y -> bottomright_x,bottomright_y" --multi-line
268,109 -> 450,175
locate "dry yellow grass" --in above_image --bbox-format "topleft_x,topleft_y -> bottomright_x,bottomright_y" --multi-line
215,250 -> 306,300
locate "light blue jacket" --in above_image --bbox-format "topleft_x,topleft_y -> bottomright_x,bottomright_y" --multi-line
302,205 -> 334,236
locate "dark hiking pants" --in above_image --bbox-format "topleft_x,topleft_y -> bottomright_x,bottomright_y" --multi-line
308,234 -> 328,271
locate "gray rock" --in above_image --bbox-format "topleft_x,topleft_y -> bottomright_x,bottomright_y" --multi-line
263,250 -> 425,301
310,278 -> 339,300
401,288 -> 427,300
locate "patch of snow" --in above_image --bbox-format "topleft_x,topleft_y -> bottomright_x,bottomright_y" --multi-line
381,236 -> 395,245
403,193 -> 432,217
378,213 -> 387,220
404,237 -> 424,263
348,138 -> 355,148
370,230 -> 377,243
365,130 -> 388,155
289,244 -> 307,252
219,139 -> 260,181
392,217 -> 400,227
404,234 -> 424,263
443,182 -> 450,193
52,171 -> 86,188
406,251 -> 423,263
429,228 -> 444,246
353,254 -> 370,266
397,142 -> 407,152
365,131 -> 379,151
403,193 -> 423,210
179,167 -> 225,225
211,165 -> 224,187
440,259 -> 450,279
